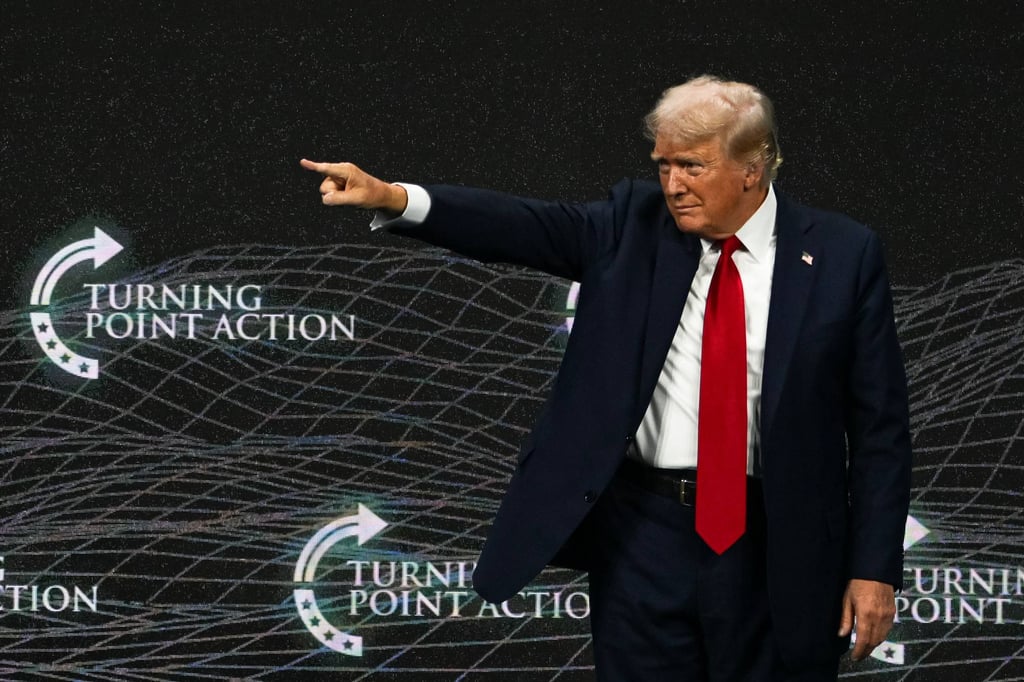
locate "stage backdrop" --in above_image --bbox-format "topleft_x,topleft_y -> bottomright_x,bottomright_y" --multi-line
2,3 -> 1021,681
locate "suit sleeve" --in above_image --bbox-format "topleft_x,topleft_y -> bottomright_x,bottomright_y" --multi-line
388,182 -> 627,282
845,232 -> 913,588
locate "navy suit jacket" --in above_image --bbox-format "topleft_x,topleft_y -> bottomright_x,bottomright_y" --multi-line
393,178 -> 912,665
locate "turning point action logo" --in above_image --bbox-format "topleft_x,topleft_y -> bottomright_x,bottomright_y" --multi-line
293,504 -> 591,657
30,226 -> 356,379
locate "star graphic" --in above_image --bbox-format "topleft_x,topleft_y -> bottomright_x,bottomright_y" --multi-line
309,616 -> 320,627
60,353 -> 71,364
301,599 -> 312,610
79,363 -> 89,373
884,647 -> 895,659
343,640 -> 353,651
37,322 -> 49,333
324,630 -> 335,641
46,340 -> 57,350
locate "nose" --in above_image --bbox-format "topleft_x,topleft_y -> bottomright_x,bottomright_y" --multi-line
667,167 -> 690,195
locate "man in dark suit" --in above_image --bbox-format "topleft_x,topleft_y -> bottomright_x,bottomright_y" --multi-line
301,75 -> 911,681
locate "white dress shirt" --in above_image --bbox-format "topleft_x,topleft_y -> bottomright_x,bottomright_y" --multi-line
636,186 -> 777,473
374,183 -> 778,474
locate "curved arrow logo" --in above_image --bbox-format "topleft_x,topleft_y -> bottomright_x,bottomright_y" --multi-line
294,504 -> 388,656
30,227 -> 123,379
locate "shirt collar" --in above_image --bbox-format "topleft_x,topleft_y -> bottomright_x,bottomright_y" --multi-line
700,184 -> 778,263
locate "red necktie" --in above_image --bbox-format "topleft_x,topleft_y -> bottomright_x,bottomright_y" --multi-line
696,235 -> 747,554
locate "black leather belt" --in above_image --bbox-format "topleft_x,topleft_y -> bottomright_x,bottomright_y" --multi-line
618,457 -> 699,506
618,458 -> 762,507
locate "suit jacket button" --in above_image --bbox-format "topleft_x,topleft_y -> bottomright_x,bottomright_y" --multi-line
584,491 -> 596,503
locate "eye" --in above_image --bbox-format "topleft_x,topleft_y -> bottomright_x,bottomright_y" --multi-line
657,160 -> 669,174
685,162 -> 705,176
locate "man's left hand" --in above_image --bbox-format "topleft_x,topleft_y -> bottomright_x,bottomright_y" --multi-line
838,578 -> 896,661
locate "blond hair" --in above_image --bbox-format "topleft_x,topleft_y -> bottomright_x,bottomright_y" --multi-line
644,75 -> 782,185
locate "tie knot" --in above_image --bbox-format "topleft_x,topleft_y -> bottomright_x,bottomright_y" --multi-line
720,235 -> 743,259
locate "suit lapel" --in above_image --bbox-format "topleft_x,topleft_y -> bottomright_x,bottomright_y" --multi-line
761,193 -> 818,443
637,214 -> 701,416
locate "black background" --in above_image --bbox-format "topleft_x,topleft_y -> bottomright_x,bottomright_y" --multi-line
3,0 -> 1021,308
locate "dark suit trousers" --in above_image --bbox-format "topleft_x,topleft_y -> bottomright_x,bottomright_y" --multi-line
588,463 -> 841,682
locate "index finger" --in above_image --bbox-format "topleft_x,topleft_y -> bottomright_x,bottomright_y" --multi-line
300,158 -> 349,176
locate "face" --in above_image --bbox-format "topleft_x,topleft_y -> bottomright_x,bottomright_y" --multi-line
652,134 -> 765,240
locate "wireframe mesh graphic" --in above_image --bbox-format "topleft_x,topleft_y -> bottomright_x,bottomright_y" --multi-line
0,242 -> 1021,681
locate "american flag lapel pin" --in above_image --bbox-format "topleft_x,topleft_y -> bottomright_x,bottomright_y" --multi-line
801,251 -> 814,266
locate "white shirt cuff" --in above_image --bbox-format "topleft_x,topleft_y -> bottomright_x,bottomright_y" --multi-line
370,183 -> 431,230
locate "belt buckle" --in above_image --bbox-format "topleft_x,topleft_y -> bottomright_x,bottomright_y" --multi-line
678,479 -> 695,506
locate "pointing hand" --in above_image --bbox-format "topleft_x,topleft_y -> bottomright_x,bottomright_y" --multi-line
300,159 -> 408,214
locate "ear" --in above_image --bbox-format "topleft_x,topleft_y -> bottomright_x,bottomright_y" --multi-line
743,163 -> 764,190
